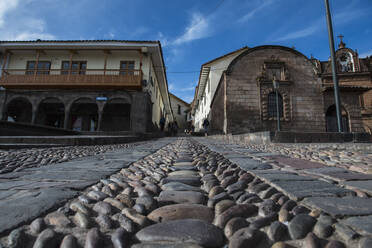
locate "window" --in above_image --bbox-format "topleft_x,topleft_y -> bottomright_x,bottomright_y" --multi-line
337,52 -> 354,72
177,105 -> 181,115
26,61 -> 51,75
61,61 -> 87,75
120,61 -> 135,75
268,92 -> 283,118
267,67 -> 281,81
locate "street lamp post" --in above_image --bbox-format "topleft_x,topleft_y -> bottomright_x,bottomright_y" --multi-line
273,77 -> 280,132
324,0 -> 343,132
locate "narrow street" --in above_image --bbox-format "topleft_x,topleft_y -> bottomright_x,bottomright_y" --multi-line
0,137 -> 371,247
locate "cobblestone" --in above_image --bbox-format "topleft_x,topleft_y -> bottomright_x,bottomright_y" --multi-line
0,137 -> 371,247
0,142 -> 144,174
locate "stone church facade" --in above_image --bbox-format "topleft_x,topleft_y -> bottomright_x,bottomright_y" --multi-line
210,44 -> 372,134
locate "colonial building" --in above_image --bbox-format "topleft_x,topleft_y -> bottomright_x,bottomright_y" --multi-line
316,39 -> 372,133
200,41 -> 371,134
192,46 -> 249,130
0,40 -> 174,134
169,93 -> 190,130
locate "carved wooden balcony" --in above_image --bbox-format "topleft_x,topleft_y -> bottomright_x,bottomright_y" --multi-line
0,69 -> 143,90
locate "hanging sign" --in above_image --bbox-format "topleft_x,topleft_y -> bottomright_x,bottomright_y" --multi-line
96,96 -> 108,101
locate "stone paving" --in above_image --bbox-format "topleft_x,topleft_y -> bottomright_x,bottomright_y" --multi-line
0,142 -> 147,174
226,142 -> 372,174
0,137 -> 371,247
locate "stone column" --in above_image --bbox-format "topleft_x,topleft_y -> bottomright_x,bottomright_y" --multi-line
31,109 -> 37,124
97,110 -> 103,131
97,102 -> 105,131
64,109 -> 70,129
131,92 -> 149,134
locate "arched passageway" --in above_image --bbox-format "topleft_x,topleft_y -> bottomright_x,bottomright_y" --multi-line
326,105 -> 350,132
6,98 -> 32,123
101,98 -> 131,131
36,98 -> 65,128
69,98 -> 98,131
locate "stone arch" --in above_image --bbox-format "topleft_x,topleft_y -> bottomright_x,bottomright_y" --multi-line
325,104 -> 350,132
101,98 -> 131,131
5,97 -> 33,123
69,97 -> 98,131
35,97 -> 65,128
226,45 -> 316,76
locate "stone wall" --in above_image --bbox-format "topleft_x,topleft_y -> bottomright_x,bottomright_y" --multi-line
323,91 -> 365,132
210,131 -> 371,144
224,46 -> 325,134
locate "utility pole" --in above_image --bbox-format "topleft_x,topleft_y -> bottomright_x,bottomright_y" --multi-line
324,0 -> 343,132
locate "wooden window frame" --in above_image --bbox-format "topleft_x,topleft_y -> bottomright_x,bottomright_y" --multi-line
61,61 -> 87,75
26,60 -> 51,75
120,61 -> 135,75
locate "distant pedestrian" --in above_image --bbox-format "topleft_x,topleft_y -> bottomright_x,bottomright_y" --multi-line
159,116 -> 165,132
203,118 -> 209,136
172,121 -> 178,136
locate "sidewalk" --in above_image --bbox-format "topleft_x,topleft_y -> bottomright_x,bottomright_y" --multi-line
0,138 -> 174,234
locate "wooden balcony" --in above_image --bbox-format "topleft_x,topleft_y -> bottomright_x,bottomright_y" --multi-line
0,69 -> 143,90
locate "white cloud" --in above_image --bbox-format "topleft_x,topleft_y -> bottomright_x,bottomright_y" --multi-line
157,32 -> 169,47
0,0 -> 18,27
131,26 -> 149,38
173,12 -> 210,45
0,17 -> 56,40
169,83 -> 175,91
0,0 -> 55,41
276,25 -> 318,41
238,0 -> 274,23
7,31 -> 55,41
275,8 -> 366,42
179,87 -> 196,92
183,95 -> 193,103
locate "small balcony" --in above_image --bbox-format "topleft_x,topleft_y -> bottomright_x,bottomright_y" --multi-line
0,69 -> 143,90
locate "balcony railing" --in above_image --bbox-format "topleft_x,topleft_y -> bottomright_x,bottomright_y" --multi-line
0,69 -> 143,89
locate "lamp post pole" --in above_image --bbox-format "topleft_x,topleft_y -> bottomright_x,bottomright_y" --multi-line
273,78 -> 280,132
324,0 -> 343,132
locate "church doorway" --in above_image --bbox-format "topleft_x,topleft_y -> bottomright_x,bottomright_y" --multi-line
36,98 -> 65,128
326,105 -> 350,132
69,98 -> 98,131
101,98 -> 131,131
6,98 -> 32,123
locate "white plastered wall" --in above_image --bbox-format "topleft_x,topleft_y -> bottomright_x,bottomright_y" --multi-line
194,51 -> 246,130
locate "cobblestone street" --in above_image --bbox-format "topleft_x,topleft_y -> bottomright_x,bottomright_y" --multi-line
0,137 -> 372,247
0,142 -> 145,174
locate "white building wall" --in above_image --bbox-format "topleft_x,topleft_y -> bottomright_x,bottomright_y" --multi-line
170,95 -> 190,130
7,50 -> 144,74
194,51 -> 246,131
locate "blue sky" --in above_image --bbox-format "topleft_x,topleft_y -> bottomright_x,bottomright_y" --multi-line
0,0 -> 371,103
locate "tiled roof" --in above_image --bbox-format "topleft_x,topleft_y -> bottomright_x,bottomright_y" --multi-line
0,40 -> 159,44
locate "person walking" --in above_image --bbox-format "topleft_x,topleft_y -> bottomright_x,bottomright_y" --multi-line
159,116 -> 165,132
202,118 -> 210,136
172,121 -> 178,136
